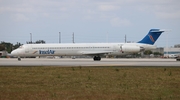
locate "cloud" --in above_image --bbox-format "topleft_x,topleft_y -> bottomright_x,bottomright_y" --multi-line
14,13 -> 29,21
98,5 -> 120,11
0,0 -> 180,22
133,0 -> 180,19
156,11 -> 180,19
110,17 -> 132,27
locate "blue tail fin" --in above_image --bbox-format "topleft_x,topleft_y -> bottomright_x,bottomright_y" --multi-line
138,29 -> 164,45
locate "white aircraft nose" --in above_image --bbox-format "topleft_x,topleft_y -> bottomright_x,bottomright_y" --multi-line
11,49 -> 18,56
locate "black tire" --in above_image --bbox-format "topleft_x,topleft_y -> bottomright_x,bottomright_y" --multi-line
93,56 -> 101,61
18,58 -> 21,61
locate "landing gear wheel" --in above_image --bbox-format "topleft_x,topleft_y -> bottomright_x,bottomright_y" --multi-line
18,57 -> 21,61
93,56 -> 101,61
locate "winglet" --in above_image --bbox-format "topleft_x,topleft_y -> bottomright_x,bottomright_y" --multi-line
138,29 -> 165,45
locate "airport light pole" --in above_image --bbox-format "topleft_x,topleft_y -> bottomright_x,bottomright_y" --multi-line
166,31 -> 169,57
72,32 -> 75,43
125,34 -> 127,43
165,29 -> 171,57
106,32 -> 108,43
30,33 -> 32,44
59,32 -> 61,43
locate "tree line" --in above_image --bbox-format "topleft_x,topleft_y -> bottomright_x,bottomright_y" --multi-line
0,40 -> 46,53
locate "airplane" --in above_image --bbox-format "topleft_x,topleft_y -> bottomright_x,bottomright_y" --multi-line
11,29 -> 165,61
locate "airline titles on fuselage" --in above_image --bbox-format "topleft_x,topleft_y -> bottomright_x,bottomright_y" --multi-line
39,50 -> 55,54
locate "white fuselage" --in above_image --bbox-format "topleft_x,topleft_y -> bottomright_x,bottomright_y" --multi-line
11,43 -> 156,57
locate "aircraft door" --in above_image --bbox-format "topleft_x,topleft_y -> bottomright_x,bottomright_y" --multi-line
120,45 -> 123,53
25,45 -> 30,54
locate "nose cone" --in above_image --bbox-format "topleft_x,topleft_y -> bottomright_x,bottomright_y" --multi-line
11,49 -> 18,56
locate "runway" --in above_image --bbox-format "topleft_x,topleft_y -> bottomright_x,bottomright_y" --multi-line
0,58 -> 180,67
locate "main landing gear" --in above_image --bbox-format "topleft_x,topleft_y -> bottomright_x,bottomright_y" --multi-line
18,57 -> 21,61
93,56 -> 101,61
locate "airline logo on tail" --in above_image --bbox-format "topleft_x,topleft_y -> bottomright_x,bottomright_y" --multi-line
138,29 -> 165,45
148,35 -> 155,43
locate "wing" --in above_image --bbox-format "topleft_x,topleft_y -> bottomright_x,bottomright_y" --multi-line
79,51 -> 112,56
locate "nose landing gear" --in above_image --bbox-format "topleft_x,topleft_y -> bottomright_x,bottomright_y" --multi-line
18,57 -> 21,61
93,56 -> 101,61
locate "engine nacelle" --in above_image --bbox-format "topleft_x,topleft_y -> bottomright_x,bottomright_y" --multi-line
121,45 -> 144,53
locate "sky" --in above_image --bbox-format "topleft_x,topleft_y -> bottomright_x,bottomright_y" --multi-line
0,0 -> 180,47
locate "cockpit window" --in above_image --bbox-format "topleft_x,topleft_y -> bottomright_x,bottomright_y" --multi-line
18,46 -> 23,49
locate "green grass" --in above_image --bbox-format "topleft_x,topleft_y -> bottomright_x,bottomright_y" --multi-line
0,67 -> 180,100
